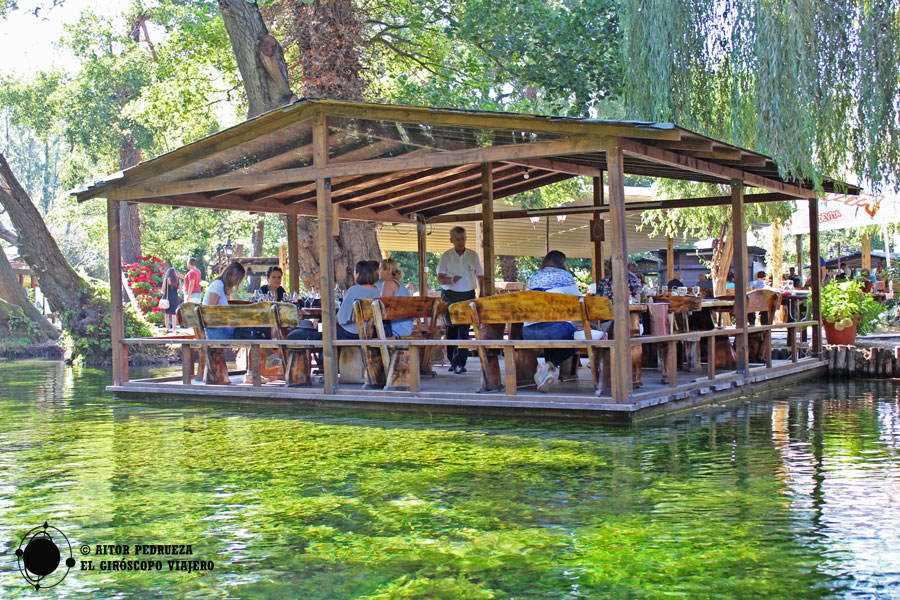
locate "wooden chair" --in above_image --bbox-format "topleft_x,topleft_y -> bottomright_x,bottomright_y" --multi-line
581,295 -> 642,394
651,295 -> 703,376
746,289 -> 781,365
178,302 -> 312,386
352,296 -> 447,391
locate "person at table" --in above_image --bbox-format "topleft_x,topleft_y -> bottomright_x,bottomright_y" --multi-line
287,261 -> 383,342
368,260 -> 385,291
788,266 -> 802,287
202,261 -> 245,339
592,259 -> 641,299
697,273 -> 713,290
524,251 -> 582,393
379,257 -> 413,337
258,266 -> 286,301
667,271 -> 685,289
437,226 -> 484,374
751,270 -> 767,289
725,272 -> 735,291
184,257 -> 203,303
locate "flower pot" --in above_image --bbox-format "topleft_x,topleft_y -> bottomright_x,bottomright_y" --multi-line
823,315 -> 859,345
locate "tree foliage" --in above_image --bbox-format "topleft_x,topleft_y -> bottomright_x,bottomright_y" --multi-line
621,0 -> 900,192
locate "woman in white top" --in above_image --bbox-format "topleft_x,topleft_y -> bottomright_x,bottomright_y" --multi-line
202,261 -> 245,339
379,257 -> 413,337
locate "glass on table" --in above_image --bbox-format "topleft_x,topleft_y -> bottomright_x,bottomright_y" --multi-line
693,285 -> 701,296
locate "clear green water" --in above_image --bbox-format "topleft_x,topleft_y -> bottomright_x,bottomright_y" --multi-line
0,361 -> 898,599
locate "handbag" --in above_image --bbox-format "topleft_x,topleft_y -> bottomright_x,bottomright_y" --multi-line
158,280 -> 170,310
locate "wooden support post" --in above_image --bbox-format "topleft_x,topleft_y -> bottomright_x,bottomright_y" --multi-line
731,179 -> 749,375
545,217 -> 550,255
707,335 -> 716,380
249,344 -> 261,387
607,146 -> 631,402
667,340 -> 678,387
286,214 -> 299,293
481,163 -> 495,296
182,344 -> 193,385
416,218 -> 427,295
795,235 -> 803,280
809,198 -> 823,356
862,232 -> 872,272
107,199 -> 126,386
591,174 -> 604,285
503,348 -> 517,395
314,111 -> 337,392
666,236 -> 675,283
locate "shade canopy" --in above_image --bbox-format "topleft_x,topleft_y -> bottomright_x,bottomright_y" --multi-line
72,98 -> 858,220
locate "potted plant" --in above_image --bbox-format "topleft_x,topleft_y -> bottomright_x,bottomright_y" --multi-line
821,279 -> 883,345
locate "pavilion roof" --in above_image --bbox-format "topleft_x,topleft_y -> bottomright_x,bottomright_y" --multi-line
71,98 -> 859,222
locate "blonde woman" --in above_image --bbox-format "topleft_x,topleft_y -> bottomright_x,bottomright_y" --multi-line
379,258 -> 412,337
202,261 -> 245,339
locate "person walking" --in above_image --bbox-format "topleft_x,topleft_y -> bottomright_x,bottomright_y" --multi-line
437,226 -> 484,374
184,257 -> 202,303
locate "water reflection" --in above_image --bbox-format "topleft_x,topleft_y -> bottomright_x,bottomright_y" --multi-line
0,360 -> 898,599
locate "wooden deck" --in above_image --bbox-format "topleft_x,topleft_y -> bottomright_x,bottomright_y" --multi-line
109,355 -> 826,422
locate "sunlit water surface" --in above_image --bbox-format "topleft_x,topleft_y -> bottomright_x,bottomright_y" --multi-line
0,360 -> 898,599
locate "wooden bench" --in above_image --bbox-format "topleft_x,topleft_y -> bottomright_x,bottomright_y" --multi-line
178,302 -> 315,387
448,291 -> 618,394
352,296 -> 447,391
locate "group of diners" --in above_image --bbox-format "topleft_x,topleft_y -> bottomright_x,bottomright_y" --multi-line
199,257 -> 413,343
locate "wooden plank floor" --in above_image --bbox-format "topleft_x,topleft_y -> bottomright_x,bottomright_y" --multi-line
114,354 -> 825,418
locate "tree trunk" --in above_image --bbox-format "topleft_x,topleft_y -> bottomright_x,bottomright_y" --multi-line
498,255 -> 518,281
712,231 -> 734,296
219,0 -> 297,120
220,0 -> 380,289
0,153 -> 108,359
118,138 -> 142,264
0,240 -> 57,340
771,219 -> 783,286
248,215 -> 265,291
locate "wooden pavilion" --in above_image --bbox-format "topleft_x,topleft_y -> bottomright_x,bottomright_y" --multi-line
74,99 -> 858,419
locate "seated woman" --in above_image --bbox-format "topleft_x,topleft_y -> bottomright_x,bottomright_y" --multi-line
523,250 -> 583,393
202,261 -> 246,339
287,261 -> 383,344
258,266 -> 286,301
379,258 -> 412,337
725,272 -> 736,291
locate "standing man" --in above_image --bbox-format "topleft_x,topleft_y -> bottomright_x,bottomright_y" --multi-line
437,226 -> 484,374
184,257 -> 202,303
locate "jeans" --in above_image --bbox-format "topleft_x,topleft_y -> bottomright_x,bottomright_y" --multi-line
206,326 -> 235,340
522,321 -> 576,368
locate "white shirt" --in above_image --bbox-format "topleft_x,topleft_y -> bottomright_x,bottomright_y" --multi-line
202,279 -> 229,306
437,248 -> 483,292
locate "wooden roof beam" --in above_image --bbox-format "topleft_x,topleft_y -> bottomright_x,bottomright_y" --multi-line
347,163 -> 523,210
333,165 -> 477,206
426,192 -> 796,223
75,103 -> 317,201
617,138 -> 818,198
315,100 -> 681,140
501,156 -> 602,177
392,165 -> 531,214
106,136 -> 614,202
418,172 -> 574,217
